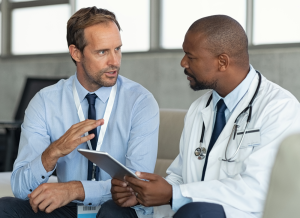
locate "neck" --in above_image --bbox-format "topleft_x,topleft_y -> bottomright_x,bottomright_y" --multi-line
215,66 -> 250,97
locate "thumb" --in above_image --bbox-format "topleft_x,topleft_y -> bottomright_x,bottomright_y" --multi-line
136,171 -> 158,181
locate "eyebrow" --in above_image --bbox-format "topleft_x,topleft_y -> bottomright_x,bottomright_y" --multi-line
95,44 -> 123,52
184,51 -> 194,56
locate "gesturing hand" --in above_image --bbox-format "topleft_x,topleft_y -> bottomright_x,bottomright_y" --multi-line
42,119 -> 104,172
28,182 -> 84,213
111,178 -> 138,207
125,172 -> 172,207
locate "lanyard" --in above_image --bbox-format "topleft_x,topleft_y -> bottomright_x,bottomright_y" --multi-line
72,78 -> 117,152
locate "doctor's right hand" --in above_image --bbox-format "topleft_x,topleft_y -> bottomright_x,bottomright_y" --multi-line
42,119 -> 104,172
111,178 -> 138,207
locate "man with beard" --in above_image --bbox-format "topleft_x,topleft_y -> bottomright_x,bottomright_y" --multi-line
0,7 -> 159,218
109,15 -> 300,218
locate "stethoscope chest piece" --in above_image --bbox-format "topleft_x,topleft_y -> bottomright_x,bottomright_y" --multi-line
194,147 -> 206,160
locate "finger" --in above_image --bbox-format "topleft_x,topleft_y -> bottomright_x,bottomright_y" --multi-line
30,186 -> 44,199
30,192 -> 47,213
126,182 -> 143,195
116,196 -> 134,206
136,197 -> 144,206
113,191 -> 133,200
29,197 -> 39,213
74,133 -> 95,145
111,186 -> 132,194
45,202 -> 59,214
73,120 -> 102,136
38,198 -> 52,212
29,198 -> 38,213
111,178 -> 127,187
135,171 -> 158,181
125,176 -> 147,188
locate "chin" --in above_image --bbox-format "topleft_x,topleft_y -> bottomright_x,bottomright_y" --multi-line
99,77 -> 118,87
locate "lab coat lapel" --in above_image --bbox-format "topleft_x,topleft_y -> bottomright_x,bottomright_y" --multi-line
204,74 -> 259,180
201,104 -> 214,147
184,94 -> 214,183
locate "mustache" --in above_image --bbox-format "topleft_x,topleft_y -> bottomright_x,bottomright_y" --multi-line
184,69 -> 196,80
100,65 -> 120,73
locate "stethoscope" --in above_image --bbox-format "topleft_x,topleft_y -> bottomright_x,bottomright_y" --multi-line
194,71 -> 261,162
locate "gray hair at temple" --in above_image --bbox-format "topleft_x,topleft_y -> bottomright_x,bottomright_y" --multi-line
188,15 -> 249,69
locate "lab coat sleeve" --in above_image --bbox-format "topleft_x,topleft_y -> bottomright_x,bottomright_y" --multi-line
179,97 -> 300,213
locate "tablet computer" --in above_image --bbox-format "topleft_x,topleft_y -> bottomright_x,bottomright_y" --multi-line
77,148 -> 139,181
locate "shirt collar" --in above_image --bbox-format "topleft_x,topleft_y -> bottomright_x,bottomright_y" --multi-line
212,65 -> 257,112
74,73 -> 112,103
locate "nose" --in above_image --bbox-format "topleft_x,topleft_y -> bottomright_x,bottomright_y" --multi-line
181,55 -> 188,68
108,51 -> 121,67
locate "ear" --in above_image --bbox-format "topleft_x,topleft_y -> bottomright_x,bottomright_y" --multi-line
69,45 -> 82,63
218,54 -> 229,71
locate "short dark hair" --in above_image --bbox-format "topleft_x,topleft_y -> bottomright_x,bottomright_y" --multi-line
188,15 -> 249,68
67,6 -> 121,65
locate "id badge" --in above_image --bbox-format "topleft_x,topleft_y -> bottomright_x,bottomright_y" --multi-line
77,205 -> 101,218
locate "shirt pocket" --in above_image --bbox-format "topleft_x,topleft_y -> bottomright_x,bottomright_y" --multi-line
219,129 -> 260,177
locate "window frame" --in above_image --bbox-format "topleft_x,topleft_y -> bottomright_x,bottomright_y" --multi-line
0,0 -> 299,58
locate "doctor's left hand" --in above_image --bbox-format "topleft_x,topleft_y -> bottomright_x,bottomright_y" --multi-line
125,172 -> 172,207
28,181 -> 85,213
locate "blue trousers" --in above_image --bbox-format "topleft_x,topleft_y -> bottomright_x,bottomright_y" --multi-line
174,202 -> 226,218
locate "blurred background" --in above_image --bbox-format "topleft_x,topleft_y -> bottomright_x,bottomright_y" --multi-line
0,0 -> 300,171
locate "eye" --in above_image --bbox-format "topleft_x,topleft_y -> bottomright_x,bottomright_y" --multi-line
98,50 -> 105,55
115,46 -> 121,51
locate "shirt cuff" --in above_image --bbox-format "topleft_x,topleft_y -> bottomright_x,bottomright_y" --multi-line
30,154 -> 56,184
132,205 -> 153,216
172,184 -> 192,212
81,180 -> 111,206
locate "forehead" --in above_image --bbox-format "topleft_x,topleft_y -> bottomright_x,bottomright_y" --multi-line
84,22 -> 121,48
182,31 -> 208,53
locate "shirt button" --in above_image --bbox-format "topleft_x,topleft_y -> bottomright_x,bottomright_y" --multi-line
88,203 -> 92,205
29,189 -> 32,192
41,176 -> 45,179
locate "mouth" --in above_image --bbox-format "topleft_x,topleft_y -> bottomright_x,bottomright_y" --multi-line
184,69 -> 195,81
104,70 -> 118,77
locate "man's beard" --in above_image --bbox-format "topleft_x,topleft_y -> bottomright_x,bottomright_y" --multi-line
184,69 -> 217,91
82,60 -> 120,87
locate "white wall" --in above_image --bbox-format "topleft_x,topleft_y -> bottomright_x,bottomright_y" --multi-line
0,46 -> 300,121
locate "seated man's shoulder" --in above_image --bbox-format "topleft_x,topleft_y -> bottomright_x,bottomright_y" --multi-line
261,76 -> 299,106
38,76 -> 73,98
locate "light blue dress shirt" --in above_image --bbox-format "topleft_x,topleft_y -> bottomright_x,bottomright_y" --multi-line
172,65 -> 257,211
11,74 -> 159,214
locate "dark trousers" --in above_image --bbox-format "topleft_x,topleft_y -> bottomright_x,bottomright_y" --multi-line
97,200 -> 138,218
174,202 -> 226,218
0,197 -> 137,218
0,197 -> 77,218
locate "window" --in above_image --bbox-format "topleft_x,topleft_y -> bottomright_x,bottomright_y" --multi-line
253,0 -> 300,45
76,0 -> 150,52
12,4 -> 70,55
162,0 -> 246,49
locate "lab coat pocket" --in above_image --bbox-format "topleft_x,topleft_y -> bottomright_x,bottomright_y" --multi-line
219,129 -> 260,177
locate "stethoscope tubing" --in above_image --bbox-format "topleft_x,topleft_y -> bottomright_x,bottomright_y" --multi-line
196,71 -> 262,162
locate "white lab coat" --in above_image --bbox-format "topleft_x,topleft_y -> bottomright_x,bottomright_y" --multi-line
158,73 -> 300,218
